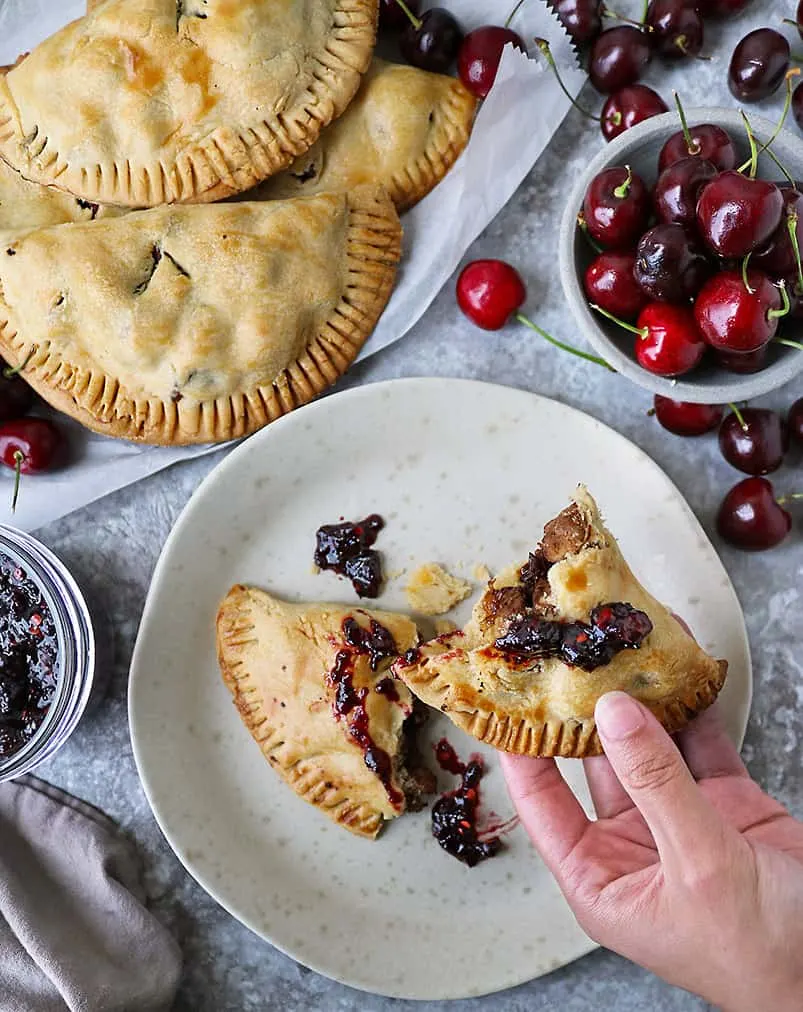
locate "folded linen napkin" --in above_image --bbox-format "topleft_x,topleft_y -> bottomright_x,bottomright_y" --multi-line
0,775 -> 181,1012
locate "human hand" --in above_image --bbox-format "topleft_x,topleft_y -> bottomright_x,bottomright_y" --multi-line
501,695 -> 803,1012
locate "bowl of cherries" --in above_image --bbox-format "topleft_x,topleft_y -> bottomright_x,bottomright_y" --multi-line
559,105 -> 803,402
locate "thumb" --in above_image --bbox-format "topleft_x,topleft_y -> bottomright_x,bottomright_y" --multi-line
595,691 -> 724,861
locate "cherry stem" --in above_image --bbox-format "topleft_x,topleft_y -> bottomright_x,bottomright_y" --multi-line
777,493 -> 803,504
576,211 -> 604,253
601,6 -> 650,28
673,92 -> 700,157
782,18 -> 801,29
515,313 -> 615,371
11,450 -> 23,513
737,70 -> 800,173
768,281 -> 791,320
788,209 -> 803,294
741,252 -> 754,294
777,338 -> 803,350
2,349 -> 34,379
590,302 -> 646,337
727,402 -> 748,431
740,112 -> 759,180
393,0 -> 422,31
505,0 -> 527,28
759,141 -> 796,186
613,164 -> 633,199
535,38 -> 600,121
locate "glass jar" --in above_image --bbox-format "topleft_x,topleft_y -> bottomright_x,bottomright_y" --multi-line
0,525 -> 95,783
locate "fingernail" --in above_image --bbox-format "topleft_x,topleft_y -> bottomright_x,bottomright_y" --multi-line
596,691 -> 646,741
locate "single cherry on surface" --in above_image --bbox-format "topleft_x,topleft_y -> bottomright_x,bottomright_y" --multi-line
601,85 -> 668,142
552,0 -> 602,45
582,165 -> 650,249
379,0 -> 421,33
716,477 -> 793,551
584,252 -> 647,319
399,7 -> 464,73
753,187 -> 803,278
457,26 -> 525,99
0,417 -> 61,511
718,407 -> 789,475
456,259 -> 526,330
634,224 -> 712,303
716,346 -> 769,374
0,364 -> 34,423
788,397 -> 803,443
729,29 -> 791,103
589,27 -> 652,95
694,270 -> 786,353
696,172 -> 784,259
654,156 -> 718,230
646,0 -> 704,60
658,123 -> 737,173
652,395 -> 723,436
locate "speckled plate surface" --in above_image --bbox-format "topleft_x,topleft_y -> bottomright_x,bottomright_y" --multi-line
128,378 -> 752,1001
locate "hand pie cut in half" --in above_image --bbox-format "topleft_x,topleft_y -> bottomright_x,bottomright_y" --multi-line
216,585 -> 426,839
245,58 -> 478,211
393,487 -> 727,758
0,0 -> 378,206
0,186 -> 401,444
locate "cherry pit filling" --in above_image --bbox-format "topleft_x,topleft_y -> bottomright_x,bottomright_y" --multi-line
0,553 -> 58,760
487,504 -> 653,671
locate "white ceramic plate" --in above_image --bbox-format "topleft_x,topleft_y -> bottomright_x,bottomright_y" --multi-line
129,378 -> 752,1001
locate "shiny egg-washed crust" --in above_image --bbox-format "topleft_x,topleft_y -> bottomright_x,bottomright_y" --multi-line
216,585 -> 420,839
393,487 -> 727,758
245,59 -> 477,211
0,186 -> 401,445
0,0 -> 378,207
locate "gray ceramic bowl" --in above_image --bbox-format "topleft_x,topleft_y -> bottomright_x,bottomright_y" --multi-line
558,108 -> 803,403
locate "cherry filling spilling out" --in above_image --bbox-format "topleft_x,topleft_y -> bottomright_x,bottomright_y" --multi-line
431,743 -> 503,868
0,553 -> 59,760
327,617 -> 405,808
313,514 -> 385,598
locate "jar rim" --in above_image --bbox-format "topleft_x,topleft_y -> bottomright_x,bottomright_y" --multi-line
0,525 -> 95,781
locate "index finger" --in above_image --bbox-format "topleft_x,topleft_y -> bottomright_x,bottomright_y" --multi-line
500,753 -> 590,876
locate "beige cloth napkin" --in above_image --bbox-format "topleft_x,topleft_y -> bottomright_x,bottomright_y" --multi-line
0,775 -> 182,1012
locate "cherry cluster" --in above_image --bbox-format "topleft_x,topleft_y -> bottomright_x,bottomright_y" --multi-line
0,361 -> 61,511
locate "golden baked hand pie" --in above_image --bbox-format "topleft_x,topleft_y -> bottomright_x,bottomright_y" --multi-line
393,487 -> 727,758
216,585 -> 423,838
245,58 -> 477,211
0,186 -> 401,444
0,0 -> 378,206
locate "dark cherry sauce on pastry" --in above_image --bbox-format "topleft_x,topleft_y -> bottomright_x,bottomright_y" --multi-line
327,616 -> 406,808
0,554 -> 58,759
431,746 -> 503,868
314,514 -> 385,598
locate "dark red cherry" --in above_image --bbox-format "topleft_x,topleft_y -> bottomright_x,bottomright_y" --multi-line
694,270 -> 784,353
796,0 -> 803,40
458,27 -> 525,99
601,85 -> 668,142
789,397 -> 803,444
456,259 -> 526,330
400,8 -> 464,74
552,0 -> 602,44
582,166 -> 650,249
0,365 -> 34,423
584,252 -> 647,319
729,29 -> 790,103
589,27 -> 652,94
793,80 -> 803,132
658,123 -> 737,173
695,0 -> 751,15
753,188 -> 803,278
716,346 -> 769,373
718,408 -> 789,475
379,0 -> 421,33
654,156 -> 718,230
653,395 -> 723,436
634,303 -> 706,376
716,477 -> 792,551
646,0 -> 704,59
634,224 -> 712,303
696,172 -> 784,258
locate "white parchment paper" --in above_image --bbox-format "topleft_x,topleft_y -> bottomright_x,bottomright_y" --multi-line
0,0 -> 583,531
